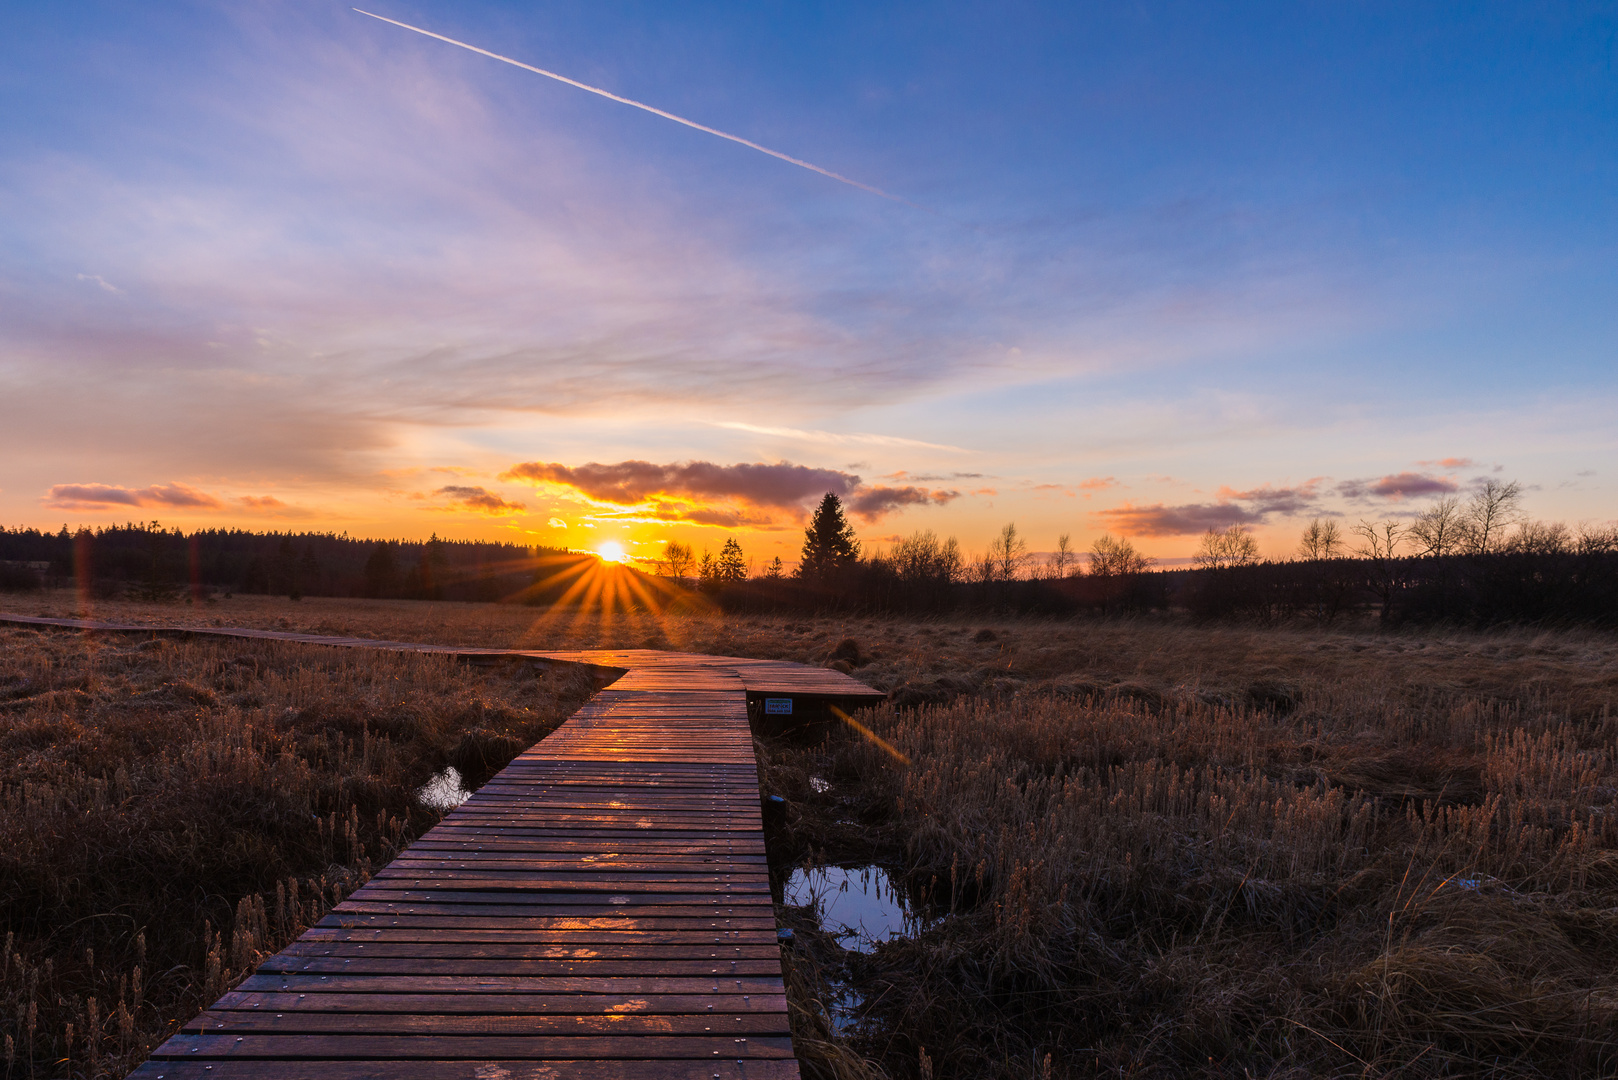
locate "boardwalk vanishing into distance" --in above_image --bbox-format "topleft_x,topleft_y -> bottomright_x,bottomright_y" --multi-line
0,614 -> 885,1080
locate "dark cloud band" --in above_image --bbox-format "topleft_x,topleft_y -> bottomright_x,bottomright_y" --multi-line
503,458 -> 956,523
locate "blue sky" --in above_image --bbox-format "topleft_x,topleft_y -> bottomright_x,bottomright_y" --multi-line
1,1 -> 1614,565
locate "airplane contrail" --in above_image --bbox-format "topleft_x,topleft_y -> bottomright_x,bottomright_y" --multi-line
353,8 -> 914,207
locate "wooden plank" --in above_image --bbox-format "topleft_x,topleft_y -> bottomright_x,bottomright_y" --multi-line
298,930 -> 781,945
209,992 -> 789,1014
147,1033 -> 795,1059
234,974 -> 785,994
129,1060 -> 801,1079
183,1012 -> 790,1035
340,891 -> 772,906
320,909 -> 778,924
278,943 -> 781,959
255,959 -> 787,977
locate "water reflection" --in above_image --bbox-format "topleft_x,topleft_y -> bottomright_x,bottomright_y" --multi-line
417,766 -> 472,810
784,864 -> 929,953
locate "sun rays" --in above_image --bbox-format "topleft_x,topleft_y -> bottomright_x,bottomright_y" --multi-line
501,549 -> 714,647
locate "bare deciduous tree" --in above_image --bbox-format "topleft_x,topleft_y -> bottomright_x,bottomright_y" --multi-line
1503,519 -> 1571,556
1297,519 -> 1344,560
1577,522 -> 1618,556
1352,518 -> 1405,622
1088,534 -> 1152,576
1460,480 -> 1522,556
661,540 -> 694,580
1193,525 -> 1259,570
1351,518 -> 1404,561
889,530 -> 963,585
1048,533 -> 1075,579
1409,496 -> 1464,558
987,522 -> 1030,582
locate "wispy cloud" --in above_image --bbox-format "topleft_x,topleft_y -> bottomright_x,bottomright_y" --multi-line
43,482 -> 222,510
1215,480 -> 1325,515
715,422 -> 970,453
434,485 -> 526,515
1093,501 -> 1267,537
1094,479 -> 1324,536
1336,472 -> 1458,501
884,470 -> 985,482
76,273 -> 123,295
847,485 -> 959,518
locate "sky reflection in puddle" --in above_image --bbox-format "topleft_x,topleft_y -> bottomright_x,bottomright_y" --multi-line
417,766 -> 472,810
784,864 -> 929,954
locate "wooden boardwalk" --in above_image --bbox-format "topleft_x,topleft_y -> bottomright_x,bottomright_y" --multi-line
0,614 -> 883,1079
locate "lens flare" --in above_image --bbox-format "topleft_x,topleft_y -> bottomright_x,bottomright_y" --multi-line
597,540 -> 628,563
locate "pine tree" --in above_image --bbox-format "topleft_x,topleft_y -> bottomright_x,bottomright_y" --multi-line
763,556 -> 785,580
716,537 -> 747,582
797,493 -> 860,579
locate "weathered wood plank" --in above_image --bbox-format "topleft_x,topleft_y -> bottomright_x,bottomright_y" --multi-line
147,1032 -> 797,1059
128,1060 -> 801,1079
208,992 -> 790,1014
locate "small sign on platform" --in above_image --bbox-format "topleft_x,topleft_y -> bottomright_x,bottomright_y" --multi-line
763,697 -> 794,715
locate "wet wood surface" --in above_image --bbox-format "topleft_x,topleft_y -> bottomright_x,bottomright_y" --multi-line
0,615 -> 881,1079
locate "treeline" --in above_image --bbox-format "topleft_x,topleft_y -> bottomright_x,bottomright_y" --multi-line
6,481 -> 1616,628
0,522 -> 577,603
668,489 -> 1618,629
702,529 -> 1618,628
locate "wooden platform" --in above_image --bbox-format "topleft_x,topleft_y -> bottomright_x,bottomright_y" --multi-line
0,614 -> 884,1079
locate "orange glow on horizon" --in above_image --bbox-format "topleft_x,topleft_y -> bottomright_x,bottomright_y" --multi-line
596,540 -> 628,563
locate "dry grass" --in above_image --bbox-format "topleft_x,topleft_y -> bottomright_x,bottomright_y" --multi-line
22,590 -> 1618,715
757,628 -> 1618,1078
8,592 -> 1618,1077
0,621 -> 595,1078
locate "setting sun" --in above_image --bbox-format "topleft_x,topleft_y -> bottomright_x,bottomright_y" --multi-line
596,540 -> 628,563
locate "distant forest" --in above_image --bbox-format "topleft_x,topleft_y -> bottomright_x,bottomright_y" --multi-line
2,508 -> 1616,628
711,546 -> 1618,629
0,522 -> 576,604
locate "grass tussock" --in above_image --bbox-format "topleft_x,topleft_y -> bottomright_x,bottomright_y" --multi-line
759,630 -> 1618,1079
0,625 -> 595,1078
